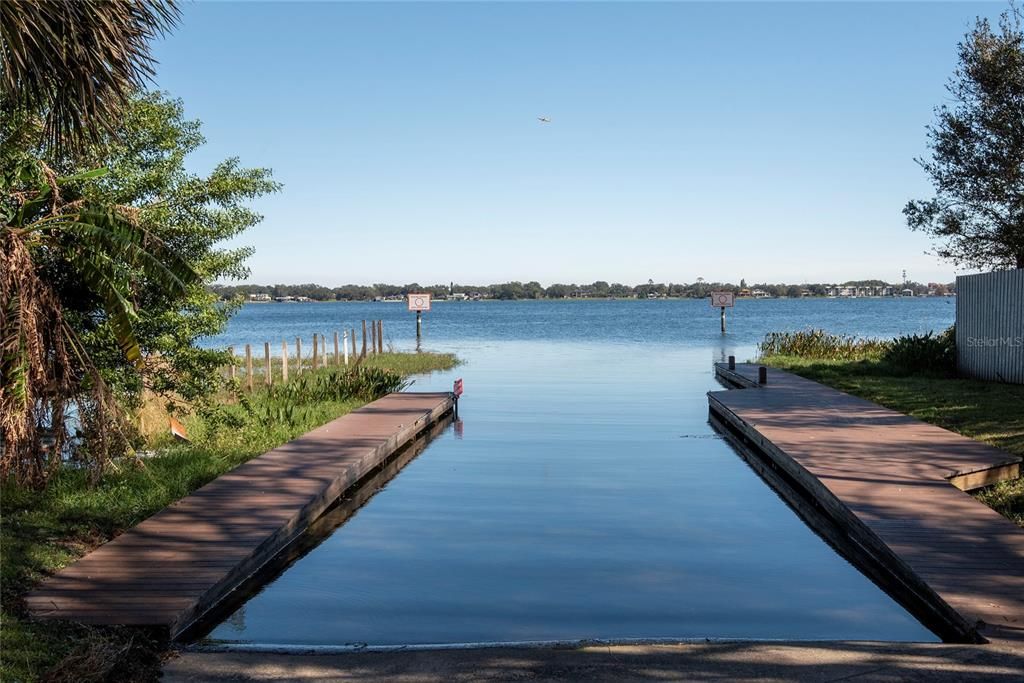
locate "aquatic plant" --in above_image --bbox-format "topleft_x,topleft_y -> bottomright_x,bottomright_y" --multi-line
758,329 -> 889,361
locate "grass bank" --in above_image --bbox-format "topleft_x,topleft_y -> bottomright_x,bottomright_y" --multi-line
760,353 -> 1024,527
0,351 -> 457,682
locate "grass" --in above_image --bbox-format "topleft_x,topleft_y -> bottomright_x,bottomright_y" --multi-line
0,351 -> 457,682
760,353 -> 1024,527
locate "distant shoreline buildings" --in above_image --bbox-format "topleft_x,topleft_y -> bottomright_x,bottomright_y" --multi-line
224,279 -> 957,303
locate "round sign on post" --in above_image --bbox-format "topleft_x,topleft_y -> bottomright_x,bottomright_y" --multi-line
407,293 -> 432,312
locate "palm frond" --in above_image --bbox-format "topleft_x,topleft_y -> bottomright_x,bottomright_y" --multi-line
0,0 -> 180,152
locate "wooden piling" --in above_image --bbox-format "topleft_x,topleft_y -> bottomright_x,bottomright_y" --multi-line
264,342 -> 272,386
361,320 -> 367,359
351,328 -> 357,360
334,331 -> 340,366
377,320 -> 384,353
245,344 -> 253,392
227,346 -> 236,381
343,331 -> 349,366
296,337 -> 302,374
312,333 -> 319,369
370,319 -> 376,355
282,341 -> 289,383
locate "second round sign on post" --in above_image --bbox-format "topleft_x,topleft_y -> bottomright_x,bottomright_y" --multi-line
710,291 -> 735,308
407,293 -> 432,312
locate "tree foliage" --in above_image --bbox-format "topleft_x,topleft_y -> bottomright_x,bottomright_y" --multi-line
904,6 -> 1024,270
73,92 -> 281,406
0,0 -> 180,152
1,93 -> 279,487
2,132 -> 197,486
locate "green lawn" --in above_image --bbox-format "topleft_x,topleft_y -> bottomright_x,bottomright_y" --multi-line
760,355 -> 1024,527
0,351 -> 457,682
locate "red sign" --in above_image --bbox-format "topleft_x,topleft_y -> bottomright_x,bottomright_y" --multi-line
453,378 -> 464,397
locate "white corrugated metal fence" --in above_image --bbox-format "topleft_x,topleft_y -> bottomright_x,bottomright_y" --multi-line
955,269 -> 1024,384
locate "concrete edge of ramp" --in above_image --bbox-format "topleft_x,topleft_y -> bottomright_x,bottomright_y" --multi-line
163,640 -> 1024,682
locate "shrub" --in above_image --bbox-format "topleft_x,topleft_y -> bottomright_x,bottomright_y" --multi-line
882,326 -> 956,375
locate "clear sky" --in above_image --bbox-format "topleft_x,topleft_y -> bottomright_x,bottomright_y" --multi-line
151,1 -> 1005,286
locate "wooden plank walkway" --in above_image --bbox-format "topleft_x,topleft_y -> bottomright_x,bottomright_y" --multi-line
27,392 -> 454,638
708,364 -> 1023,645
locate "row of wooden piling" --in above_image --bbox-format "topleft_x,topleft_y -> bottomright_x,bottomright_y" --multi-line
227,320 -> 386,391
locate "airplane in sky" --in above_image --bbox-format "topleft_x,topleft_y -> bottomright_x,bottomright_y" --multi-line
537,116 -> 551,123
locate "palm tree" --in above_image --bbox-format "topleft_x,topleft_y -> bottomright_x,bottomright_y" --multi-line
0,0 -> 180,151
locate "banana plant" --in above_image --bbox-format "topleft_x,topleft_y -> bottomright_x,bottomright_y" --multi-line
1,155 -> 198,486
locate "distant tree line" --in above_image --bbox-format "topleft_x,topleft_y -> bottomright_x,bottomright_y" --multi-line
210,279 -> 955,302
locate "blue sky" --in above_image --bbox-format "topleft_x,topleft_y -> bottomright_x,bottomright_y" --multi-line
152,1 -> 1005,286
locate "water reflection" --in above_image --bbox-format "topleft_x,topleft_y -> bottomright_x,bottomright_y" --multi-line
189,414 -> 454,641
203,342 -> 936,646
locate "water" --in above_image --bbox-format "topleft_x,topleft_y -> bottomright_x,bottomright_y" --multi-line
202,298 -> 953,646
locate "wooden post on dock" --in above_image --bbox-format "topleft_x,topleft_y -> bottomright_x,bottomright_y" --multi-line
377,320 -> 384,353
228,346 -> 236,382
370,320 -> 376,355
728,355 -> 736,370
334,331 -> 340,366
282,340 -> 289,382
351,328 -> 357,360
312,334 -> 319,370
343,331 -> 349,366
361,320 -> 367,359
264,342 -> 272,386
296,337 -> 302,374
758,366 -> 768,385
245,344 -> 253,392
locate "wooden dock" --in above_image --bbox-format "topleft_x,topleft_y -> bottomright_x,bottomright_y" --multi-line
709,364 -> 1023,644
27,392 -> 455,639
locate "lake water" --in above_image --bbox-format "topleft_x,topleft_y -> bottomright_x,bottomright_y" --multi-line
202,298 -> 953,646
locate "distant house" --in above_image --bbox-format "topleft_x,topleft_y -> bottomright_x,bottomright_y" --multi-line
751,289 -> 771,298
900,288 -> 914,297
248,293 -> 271,302
450,292 -> 468,301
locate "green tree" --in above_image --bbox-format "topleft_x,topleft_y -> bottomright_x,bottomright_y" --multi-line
73,92 -> 280,406
2,137 -> 197,486
1,92 -> 278,486
904,7 -> 1024,269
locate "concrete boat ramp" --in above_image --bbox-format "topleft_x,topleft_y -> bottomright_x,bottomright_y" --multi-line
26,392 -> 455,639
709,363 -> 1023,645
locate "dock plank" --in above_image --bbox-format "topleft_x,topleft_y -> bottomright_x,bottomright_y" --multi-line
26,392 -> 453,638
709,364 -> 1023,644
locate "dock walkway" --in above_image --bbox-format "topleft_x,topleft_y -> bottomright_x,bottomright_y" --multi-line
709,364 -> 1023,644
27,392 -> 454,639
